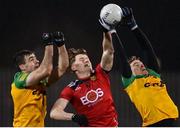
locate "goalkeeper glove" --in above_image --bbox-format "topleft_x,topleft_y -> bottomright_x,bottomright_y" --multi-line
52,31 -> 65,47
121,7 -> 138,30
41,32 -> 53,46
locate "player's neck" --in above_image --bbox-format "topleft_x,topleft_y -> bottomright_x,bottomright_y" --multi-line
76,71 -> 91,80
21,70 -> 31,74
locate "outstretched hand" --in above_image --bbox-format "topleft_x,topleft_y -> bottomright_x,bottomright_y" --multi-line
120,7 -> 138,30
52,31 -> 65,47
72,114 -> 88,126
99,18 -> 116,33
42,32 -> 53,46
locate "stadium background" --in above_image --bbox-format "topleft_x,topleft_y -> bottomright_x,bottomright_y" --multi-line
0,0 -> 179,126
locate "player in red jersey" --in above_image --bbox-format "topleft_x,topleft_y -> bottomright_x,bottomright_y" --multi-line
50,21 -> 119,127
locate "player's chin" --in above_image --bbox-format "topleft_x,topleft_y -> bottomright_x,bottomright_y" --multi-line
35,65 -> 39,69
84,66 -> 91,72
142,69 -> 148,75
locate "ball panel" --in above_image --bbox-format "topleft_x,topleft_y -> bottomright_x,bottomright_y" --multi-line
100,4 -> 122,25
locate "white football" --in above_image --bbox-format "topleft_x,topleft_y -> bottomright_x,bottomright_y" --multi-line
100,4 -> 123,25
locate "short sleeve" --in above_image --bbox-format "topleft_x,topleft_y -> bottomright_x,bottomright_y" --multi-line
60,86 -> 74,101
122,75 -> 135,88
14,72 -> 29,89
147,68 -> 161,78
96,64 -> 109,77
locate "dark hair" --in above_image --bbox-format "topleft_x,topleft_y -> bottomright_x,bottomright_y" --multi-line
68,48 -> 87,67
13,50 -> 34,69
128,56 -> 140,64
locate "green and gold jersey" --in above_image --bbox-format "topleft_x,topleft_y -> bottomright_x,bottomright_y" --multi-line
122,69 -> 179,126
11,72 -> 47,127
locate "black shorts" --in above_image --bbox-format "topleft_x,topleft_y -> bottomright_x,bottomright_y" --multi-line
147,118 -> 176,127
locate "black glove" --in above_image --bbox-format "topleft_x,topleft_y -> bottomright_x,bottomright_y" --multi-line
72,114 -> 88,126
52,31 -> 65,47
41,32 -> 53,46
99,18 -> 116,33
121,7 -> 138,30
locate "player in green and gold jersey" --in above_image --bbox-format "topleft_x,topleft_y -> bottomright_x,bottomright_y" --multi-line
11,31 -> 69,127
114,7 -> 179,126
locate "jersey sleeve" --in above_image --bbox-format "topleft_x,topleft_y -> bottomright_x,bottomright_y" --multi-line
96,64 -> 109,77
111,32 -> 132,78
147,68 -> 161,78
14,72 -> 29,89
60,86 -> 74,101
132,27 -> 161,74
95,64 -> 111,88
122,75 -> 136,88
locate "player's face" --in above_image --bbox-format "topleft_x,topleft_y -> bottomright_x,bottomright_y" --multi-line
22,53 -> 40,73
130,59 -> 148,76
72,54 -> 92,73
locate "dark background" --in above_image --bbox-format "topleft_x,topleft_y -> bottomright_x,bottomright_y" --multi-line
0,0 -> 180,126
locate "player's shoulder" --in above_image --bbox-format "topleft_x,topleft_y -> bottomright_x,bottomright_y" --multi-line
147,68 -> 160,78
67,79 -> 83,90
95,63 -> 110,74
13,72 -> 29,89
14,72 -> 29,81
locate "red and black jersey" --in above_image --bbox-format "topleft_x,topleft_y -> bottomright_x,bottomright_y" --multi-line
60,64 -> 118,127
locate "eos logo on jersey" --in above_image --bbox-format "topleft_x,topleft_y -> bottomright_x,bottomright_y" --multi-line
80,88 -> 104,105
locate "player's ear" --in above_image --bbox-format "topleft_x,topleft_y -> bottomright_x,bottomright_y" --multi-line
19,64 -> 26,71
71,63 -> 76,72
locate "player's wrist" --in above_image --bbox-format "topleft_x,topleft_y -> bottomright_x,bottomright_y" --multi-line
54,40 -> 65,47
109,29 -> 117,34
44,42 -> 53,46
71,114 -> 76,121
130,24 -> 138,31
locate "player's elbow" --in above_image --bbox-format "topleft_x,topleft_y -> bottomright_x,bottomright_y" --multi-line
50,109 -> 58,119
103,49 -> 114,58
57,64 -> 69,77
109,45 -> 115,54
61,60 -> 69,72
42,65 -> 53,77
108,48 -> 114,55
46,67 -> 53,76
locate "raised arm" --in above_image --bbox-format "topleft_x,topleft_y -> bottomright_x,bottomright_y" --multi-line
48,32 -> 69,85
99,18 -> 132,77
99,19 -> 116,71
112,33 -> 132,78
122,7 -> 161,73
100,32 -> 114,71
132,27 -> 160,73
26,33 -> 53,86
